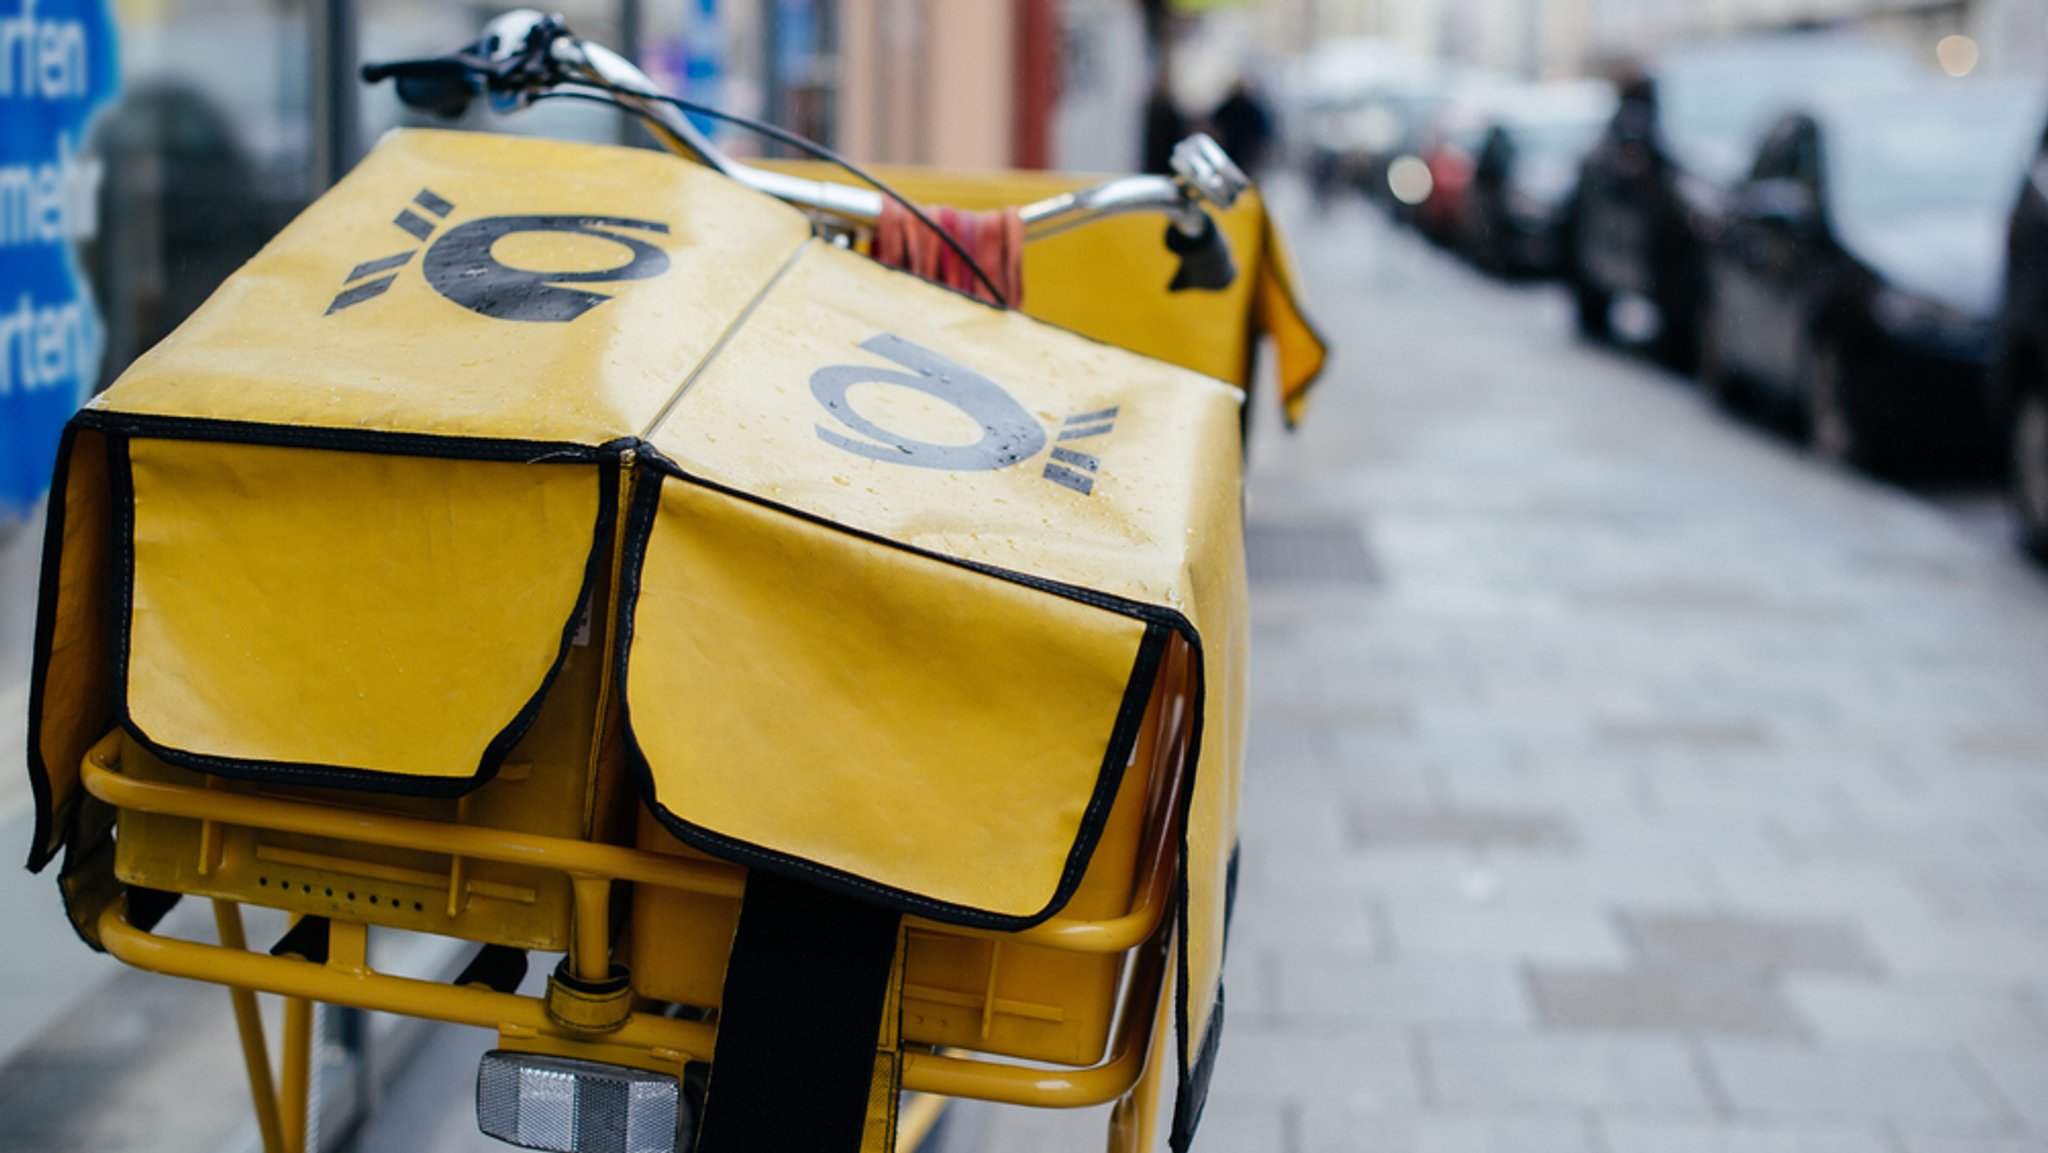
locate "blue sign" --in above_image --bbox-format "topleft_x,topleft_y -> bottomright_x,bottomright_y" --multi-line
0,0 -> 118,526
682,0 -> 724,139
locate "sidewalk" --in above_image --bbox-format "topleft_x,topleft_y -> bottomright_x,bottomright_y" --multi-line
3,505 -> 42,829
0,504 -> 118,1071
983,190 -> 2048,1151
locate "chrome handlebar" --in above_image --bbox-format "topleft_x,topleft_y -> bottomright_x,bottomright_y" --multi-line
465,9 -> 1247,241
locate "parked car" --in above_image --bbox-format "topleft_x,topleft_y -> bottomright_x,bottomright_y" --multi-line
1996,106 -> 2048,555
1412,87 -> 1513,244
1414,111 -> 1487,244
1700,82 -> 2045,470
1570,33 -> 1920,367
1461,89 -> 1613,277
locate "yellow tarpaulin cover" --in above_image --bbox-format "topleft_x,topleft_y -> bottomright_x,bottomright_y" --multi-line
26,128 -> 1276,1137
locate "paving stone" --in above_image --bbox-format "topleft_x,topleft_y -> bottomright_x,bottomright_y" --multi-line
1382,898 -> 1634,967
1969,1047 -> 2048,1131
1782,976 -> 2048,1046
1180,1095 -> 1294,1153
966,1102 -> 1113,1153
1598,1117 -> 1893,1153
0,966 -> 259,1153
1703,1041 -> 2014,1129
1299,1107 -> 1595,1153
1231,888 -> 1385,954
1623,914 -> 1879,974
1224,945 -> 1282,1025
1709,861 -> 1937,923
1529,965 -> 1797,1034
1240,790 -> 1357,858
1919,880 -> 2048,927
1250,722 -> 1341,775
1597,719 -> 1772,748
1208,1025 -> 1421,1111
1954,729 -> 2048,761
1275,955 -> 1534,1028
1900,1139 -> 2048,1153
1857,918 -> 2048,985
1349,804 -> 1578,851
1425,1033 -> 1715,1111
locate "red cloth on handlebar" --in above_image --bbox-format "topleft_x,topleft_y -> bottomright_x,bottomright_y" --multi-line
871,200 -> 1026,308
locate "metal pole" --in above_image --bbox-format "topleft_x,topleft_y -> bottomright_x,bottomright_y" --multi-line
619,0 -> 643,146
281,997 -> 315,1153
313,0 -> 360,187
213,901 -> 287,1153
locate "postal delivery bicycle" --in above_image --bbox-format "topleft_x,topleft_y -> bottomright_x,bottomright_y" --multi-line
21,11 -> 1325,1153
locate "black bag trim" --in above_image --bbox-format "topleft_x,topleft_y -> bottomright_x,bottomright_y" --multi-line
70,408 -> 619,465
101,423 -> 624,797
26,423 -> 85,872
613,460 -> 1190,933
1171,839 -> 1237,1153
693,872 -> 903,1153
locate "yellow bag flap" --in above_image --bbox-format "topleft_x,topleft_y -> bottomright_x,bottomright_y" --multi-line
118,437 -> 611,789
624,239 -> 1246,929
93,129 -> 812,444
1254,211 -> 1330,427
25,427 -> 116,870
625,477 -> 1163,922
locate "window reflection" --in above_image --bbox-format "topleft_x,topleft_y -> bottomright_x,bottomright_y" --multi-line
87,0 -> 312,388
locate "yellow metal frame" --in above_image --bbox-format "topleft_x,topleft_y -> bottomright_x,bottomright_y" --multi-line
82,732 -> 1180,1152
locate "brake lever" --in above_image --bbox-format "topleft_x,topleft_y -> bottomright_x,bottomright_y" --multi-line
359,56 -> 490,118
361,13 -> 569,118
1165,215 -> 1237,293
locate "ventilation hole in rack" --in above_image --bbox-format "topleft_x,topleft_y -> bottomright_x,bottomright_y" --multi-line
325,889 -> 333,898
413,902 -> 424,912
347,892 -> 356,900
258,877 -> 268,887
302,884 -> 312,894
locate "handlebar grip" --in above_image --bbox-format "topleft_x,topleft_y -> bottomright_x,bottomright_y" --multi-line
1165,215 -> 1237,293
360,58 -> 482,119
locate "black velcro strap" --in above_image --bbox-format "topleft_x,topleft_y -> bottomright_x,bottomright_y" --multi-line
696,870 -> 903,1153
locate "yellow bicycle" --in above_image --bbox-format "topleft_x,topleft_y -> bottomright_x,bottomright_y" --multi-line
24,12 -> 1324,1152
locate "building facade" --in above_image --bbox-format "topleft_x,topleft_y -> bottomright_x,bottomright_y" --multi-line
1267,0 -> 2048,76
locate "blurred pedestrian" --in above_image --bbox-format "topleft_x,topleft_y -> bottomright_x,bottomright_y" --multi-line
1141,73 -> 1187,176
1209,78 -> 1274,177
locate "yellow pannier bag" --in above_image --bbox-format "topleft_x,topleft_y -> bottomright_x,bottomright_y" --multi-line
26,127 -> 1264,1145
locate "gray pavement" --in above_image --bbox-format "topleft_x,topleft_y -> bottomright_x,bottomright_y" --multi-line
980,191 -> 2048,1149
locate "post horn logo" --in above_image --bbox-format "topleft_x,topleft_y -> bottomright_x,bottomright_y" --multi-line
810,334 -> 1119,495
327,188 -> 672,323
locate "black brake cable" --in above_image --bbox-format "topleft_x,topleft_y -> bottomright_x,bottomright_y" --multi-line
529,84 -> 1012,309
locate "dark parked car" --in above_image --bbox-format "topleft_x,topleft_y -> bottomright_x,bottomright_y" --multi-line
1463,103 -> 1609,277
1570,33 -> 1919,366
1701,83 -> 2044,470
1997,108 -> 2048,555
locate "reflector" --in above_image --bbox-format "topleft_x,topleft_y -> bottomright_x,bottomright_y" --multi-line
476,1051 -> 683,1153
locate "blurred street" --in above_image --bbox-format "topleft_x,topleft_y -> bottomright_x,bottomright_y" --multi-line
969,181 -> 2048,1151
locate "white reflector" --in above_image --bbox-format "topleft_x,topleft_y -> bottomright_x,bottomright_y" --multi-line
476,1051 -> 683,1153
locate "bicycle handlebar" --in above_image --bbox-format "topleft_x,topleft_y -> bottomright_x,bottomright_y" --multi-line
364,10 -> 1250,286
